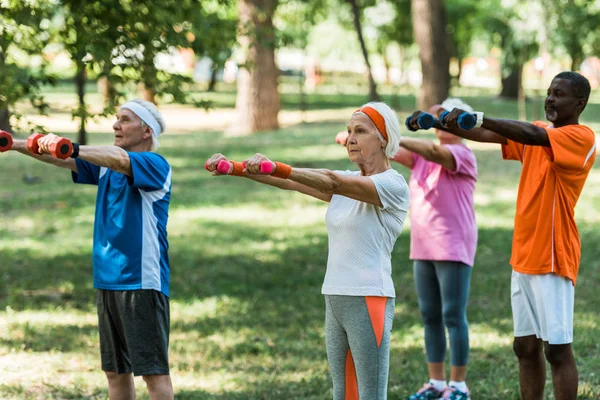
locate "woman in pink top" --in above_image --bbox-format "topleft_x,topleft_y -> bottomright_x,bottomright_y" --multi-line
402,99 -> 477,400
336,98 -> 478,400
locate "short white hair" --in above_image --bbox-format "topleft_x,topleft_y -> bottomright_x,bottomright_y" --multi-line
441,98 -> 474,113
124,99 -> 167,150
357,102 -> 401,158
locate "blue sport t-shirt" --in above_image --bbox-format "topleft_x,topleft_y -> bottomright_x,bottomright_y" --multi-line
72,152 -> 172,297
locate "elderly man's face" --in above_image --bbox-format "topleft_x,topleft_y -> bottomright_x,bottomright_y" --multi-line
112,108 -> 152,150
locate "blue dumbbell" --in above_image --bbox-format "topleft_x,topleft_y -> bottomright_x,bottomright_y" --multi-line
440,110 -> 476,130
405,113 -> 435,131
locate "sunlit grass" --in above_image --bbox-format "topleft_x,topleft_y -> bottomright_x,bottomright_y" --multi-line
1,93 -> 600,399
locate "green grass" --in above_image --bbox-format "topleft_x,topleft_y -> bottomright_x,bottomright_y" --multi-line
1,95 -> 600,399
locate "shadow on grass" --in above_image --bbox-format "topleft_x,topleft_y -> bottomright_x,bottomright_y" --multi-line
2,322 -> 97,353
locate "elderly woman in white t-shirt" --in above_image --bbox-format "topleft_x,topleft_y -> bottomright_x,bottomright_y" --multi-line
206,102 -> 409,400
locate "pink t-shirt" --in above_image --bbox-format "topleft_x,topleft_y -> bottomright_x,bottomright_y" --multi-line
409,144 -> 478,266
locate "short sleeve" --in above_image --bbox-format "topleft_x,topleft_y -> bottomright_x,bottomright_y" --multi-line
369,170 -> 409,212
501,139 -> 525,162
546,125 -> 596,170
333,170 -> 357,176
72,158 -> 101,185
410,152 -> 424,171
127,152 -> 172,191
446,144 -> 477,177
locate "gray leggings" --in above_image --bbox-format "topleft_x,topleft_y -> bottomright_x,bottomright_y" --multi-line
413,260 -> 472,366
325,295 -> 395,400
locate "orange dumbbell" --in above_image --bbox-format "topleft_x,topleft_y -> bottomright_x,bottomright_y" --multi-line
0,130 -> 13,152
26,133 -> 73,159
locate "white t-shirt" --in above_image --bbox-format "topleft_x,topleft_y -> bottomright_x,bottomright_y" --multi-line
322,168 -> 409,297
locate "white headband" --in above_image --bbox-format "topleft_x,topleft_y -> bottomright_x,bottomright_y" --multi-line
120,102 -> 162,148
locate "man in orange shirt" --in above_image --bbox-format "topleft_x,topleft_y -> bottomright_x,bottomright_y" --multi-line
412,71 -> 595,400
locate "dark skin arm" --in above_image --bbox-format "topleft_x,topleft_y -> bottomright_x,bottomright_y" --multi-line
438,109 -> 551,146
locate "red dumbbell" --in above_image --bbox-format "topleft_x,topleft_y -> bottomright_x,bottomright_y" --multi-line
27,133 -> 73,159
26,133 -> 45,154
0,130 -> 13,152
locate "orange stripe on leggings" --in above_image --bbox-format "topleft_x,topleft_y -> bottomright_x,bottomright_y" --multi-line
345,348 -> 359,400
365,296 -> 387,348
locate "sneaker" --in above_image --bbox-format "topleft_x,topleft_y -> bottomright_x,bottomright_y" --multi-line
408,383 -> 444,400
440,385 -> 470,400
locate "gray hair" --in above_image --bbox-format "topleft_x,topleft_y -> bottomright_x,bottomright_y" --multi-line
124,99 -> 167,150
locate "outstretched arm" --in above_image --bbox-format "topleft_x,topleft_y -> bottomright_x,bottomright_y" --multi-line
440,109 -> 550,146
11,139 -> 78,171
205,153 -> 332,202
244,154 -> 384,207
431,120 -> 508,144
399,137 -> 455,170
36,134 -> 133,176
244,173 -> 333,202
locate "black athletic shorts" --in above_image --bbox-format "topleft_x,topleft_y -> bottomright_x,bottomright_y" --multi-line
96,289 -> 170,376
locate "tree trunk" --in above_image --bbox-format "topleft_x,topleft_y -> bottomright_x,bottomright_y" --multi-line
347,0 -> 379,101
98,64 -> 117,110
0,50 -> 12,133
0,107 -> 12,133
570,55 -> 583,72
383,53 -> 391,86
457,56 -> 463,86
500,63 -> 523,99
411,0 -> 450,109
227,0 -> 280,136
208,65 -> 218,92
142,61 -> 157,103
75,61 -> 87,145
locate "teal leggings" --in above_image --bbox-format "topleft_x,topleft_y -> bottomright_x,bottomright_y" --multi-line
413,260 -> 472,366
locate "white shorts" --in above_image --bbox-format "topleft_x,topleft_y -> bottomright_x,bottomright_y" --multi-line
511,270 -> 574,344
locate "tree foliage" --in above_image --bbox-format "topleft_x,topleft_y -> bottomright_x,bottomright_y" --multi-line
0,0 -> 56,133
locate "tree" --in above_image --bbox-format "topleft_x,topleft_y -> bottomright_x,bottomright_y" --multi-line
0,0 -> 54,133
227,0 -> 280,135
195,1 -> 238,92
482,0 -> 541,99
544,0 -> 600,70
57,0 -> 127,144
368,0 -> 413,87
446,0 -> 480,84
345,0 -> 379,101
411,0 -> 451,109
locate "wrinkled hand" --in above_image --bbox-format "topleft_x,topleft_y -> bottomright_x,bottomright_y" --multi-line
440,108 -> 468,129
36,133 -> 60,155
335,130 -> 349,146
205,153 -> 229,175
244,153 -> 273,175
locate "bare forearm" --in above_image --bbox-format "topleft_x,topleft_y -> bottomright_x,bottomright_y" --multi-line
481,118 -> 550,146
400,137 -> 436,159
11,139 -> 77,171
433,120 -> 507,144
288,168 -> 339,194
245,170 -> 332,201
245,174 -> 296,190
78,146 -> 132,176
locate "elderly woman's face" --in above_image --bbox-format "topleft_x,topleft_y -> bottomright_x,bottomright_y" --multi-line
346,113 -> 386,163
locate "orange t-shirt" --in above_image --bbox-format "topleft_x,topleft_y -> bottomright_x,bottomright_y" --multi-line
501,121 -> 596,285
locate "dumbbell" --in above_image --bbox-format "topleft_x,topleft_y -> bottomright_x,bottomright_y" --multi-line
0,130 -> 13,152
26,133 -> 74,159
203,159 -> 275,176
440,111 -> 476,130
405,113 -> 435,132
217,159 -> 275,175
